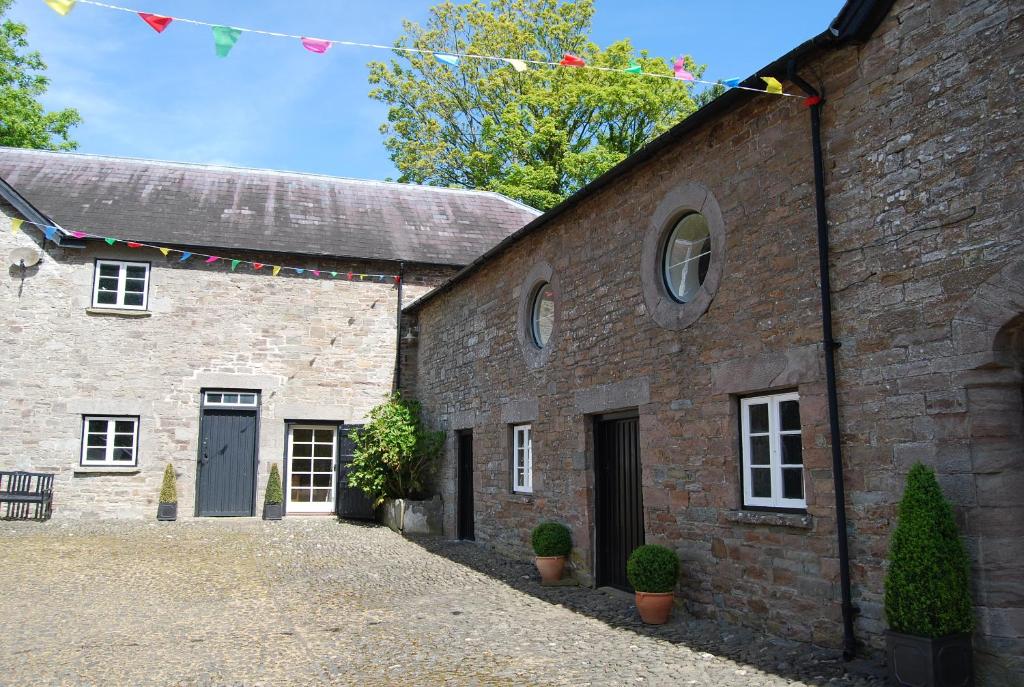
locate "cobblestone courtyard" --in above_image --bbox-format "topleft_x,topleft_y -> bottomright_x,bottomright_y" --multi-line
0,519 -> 885,686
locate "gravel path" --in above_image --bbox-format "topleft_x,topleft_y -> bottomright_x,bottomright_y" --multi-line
0,519 -> 885,686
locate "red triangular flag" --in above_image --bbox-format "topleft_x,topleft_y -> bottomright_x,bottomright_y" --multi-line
127,242 -> 142,248
559,53 -> 586,68
139,12 -> 173,33
252,262 -> 264,270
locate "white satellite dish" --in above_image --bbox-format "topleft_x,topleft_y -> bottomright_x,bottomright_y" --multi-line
9,247 -> 42,268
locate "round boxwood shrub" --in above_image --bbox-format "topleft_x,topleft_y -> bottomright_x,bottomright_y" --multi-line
884,463 -> 973,637
627,544 -> 679,593
531,522 -> 572,557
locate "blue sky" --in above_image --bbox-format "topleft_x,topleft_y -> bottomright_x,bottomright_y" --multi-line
11,0 -> 843,181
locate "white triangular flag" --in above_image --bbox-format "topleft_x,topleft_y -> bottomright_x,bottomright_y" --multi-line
504,58 -> 528,72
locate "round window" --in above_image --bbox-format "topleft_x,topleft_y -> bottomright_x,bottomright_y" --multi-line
662,212 -> 712,303
531,282 -> 555,348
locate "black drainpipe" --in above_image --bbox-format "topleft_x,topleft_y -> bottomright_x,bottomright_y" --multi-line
393,261 -> 405,392
788,63 -> 858,661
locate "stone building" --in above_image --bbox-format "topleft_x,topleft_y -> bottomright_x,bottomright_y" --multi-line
400,0 -> 1022,682
0,148 -> 537,520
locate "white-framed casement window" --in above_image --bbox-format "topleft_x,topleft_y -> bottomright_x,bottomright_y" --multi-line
81,416 -> 139,467
512,424 -> 533,493
92,259 -> 150,310
740,392 -> 805,509
203,391 -> 258,407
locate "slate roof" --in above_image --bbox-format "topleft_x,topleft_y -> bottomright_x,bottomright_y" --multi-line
0,148 -> 539,266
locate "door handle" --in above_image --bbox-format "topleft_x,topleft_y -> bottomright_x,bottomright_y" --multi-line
200,438 -> 209,465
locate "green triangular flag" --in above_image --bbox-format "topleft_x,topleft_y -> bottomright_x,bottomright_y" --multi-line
230,259 -> 241,271
104,238 -> 116,245
625,61 -> 642,74
330,271 -> 337,278
212,26 -> 242,58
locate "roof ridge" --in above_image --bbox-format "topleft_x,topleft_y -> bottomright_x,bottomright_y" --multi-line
0,147 -> 540,215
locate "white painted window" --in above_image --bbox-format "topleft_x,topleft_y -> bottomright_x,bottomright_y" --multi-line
92,260 -> 150,310
662,213 -> 711,303
512,424 -> 533,493
287,425 -> 337,513
741,393 -> 805,509
81,416 -> 139,466
204,391 -> 258,407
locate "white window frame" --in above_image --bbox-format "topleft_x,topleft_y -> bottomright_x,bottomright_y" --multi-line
740,392 -> 805,510
91,259 -> 151,310
512,424 -> 533,493
286,424 -> 337,514
203,391 -> 258,408
80,416 -> 139,467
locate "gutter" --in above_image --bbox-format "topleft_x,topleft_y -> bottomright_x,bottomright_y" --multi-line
0,175 -> 84,249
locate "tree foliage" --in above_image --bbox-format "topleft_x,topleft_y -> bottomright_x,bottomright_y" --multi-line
884,463 -> 973,637
347,394 -> 444,507
369,0 -> 711,210
0,0 -> 81,151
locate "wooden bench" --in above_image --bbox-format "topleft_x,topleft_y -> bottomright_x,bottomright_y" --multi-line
0,471 -> 54,520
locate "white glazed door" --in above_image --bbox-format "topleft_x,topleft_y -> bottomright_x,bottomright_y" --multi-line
286,425 -> 336,514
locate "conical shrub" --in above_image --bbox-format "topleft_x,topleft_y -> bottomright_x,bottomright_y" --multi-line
265,464 -> 283,505
159,464 -> 177,505
884,463 -> 973,637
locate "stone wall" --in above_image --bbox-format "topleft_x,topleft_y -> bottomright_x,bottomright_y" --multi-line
403,0 -> 1023,682
0,204 -> 455,519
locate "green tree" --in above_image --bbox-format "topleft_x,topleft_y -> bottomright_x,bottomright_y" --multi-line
369,0 -> 711,210
0,0 -> 81,150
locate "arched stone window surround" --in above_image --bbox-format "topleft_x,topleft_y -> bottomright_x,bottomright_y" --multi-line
516,260 -> 561,368
640,181 -> 725,330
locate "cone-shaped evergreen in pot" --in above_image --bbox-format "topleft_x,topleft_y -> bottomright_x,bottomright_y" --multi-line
265,464 -> 283,505
531,522 -> 572,557
159,464 -> 177,505
884,463 -> 973,637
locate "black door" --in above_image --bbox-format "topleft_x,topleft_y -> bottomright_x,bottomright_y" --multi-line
336,424 -> 375,520
457,431 -> 474,541
196,408 -> 258,516
595,415 -> 644,590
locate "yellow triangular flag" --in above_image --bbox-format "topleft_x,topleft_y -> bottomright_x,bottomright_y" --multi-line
761,76 -> 783,94
11,218 -> 23,233
504,58 -> 528,72
158,247 -> 170,256
44,0 -> 76,16
272,266 -> 281,276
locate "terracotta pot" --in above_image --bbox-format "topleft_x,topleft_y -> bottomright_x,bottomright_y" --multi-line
635,591 -> 674,624
534,555 -> 566,583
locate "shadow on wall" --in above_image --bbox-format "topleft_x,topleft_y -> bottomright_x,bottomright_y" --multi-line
404,535 -> 887,686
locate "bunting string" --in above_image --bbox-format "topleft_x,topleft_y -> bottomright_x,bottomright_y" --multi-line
9,218 -> 402,284
49,0 -> 801,98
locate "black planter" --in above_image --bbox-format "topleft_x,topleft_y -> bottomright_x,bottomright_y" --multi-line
156,503 -> 177,521
885,630 -> 973,687
263,502 -> 283,521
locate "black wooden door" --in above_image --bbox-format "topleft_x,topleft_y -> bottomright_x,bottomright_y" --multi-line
336,424 -> 375,520
595,415 -> 644,590
196,409 -> 257,516
457,431 -> 474,541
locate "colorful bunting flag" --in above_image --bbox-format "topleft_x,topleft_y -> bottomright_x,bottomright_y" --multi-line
127,242 -> 143,248
330,271 -> 337,278
10,218 -> 22,233
44,0 -> 76,16
435,53 -> 460,67
272,266 -> 281,276
673,58 -> 694,82
394,275 -> 402,284
179,252 -> 193,262
760,76 -> 783,94
504,58 -> 528,72
230,259 -> 241,271
139,12 -> 173,33
205,256 -> 219,263
723,77 -> 742,88
212,26 -> 242,58
252,262 -> 264,270
43,226 -> 57,241
803,95 -> 822,108
625,62 -> 642,75
294,268 -> 305,274
301,37 -> 331,54
105,238 -> 117,246
71,230 -> 87,239
159,247 -> 170,256
559,53 -> 586,68
347,272 -> 354,280
311,270 -> 320,277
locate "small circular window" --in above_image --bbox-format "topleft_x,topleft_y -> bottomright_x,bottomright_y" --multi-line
662,212 -> 711,303
531,282 -> 555,348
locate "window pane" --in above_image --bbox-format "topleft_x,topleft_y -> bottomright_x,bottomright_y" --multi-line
88,419 -> 108,433
782,468 -> 804,500
114,420 -> 134,433
99,264 -> 120,277
239,394 -> 256,405
126,266 -> 147,279
122,292 -> 144,306
313,459 -> 333,473
748,404 -> 769,433
86,447 -> 106,461
112,448 -> 133,462
782,434 -> 803,465
291,459 -> 311,473
291,488 -> 310,503
663,212 -> 711,303
293,428 -> 313,443
87,433 -> 108,447
222,394 -> 238,404
114,433 -> 134,447
313,474 -> 332,487
780,400 -> 801,431
291,474 -> 311,487
98,276 -> 119,291
751,468 -> 772,498
749,435 -> 770,465
312,489 -> 332,502
96,291 -> 118,305
313,444 -> 333,458
206,393 -> 222,403
531,283 -> 555,348
292,443 -> 312,458
516,468 -> 525,488
125,277 -> 146,291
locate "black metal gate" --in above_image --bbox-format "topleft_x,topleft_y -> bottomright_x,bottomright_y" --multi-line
457,431 -> 474,540
196,409 -> 258,516
595,414 -> 644,590
336,424 -> 375,520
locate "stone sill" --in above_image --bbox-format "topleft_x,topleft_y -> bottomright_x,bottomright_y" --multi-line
73,467 -> 142,476
724,509 -> 813,530
508,491 -> 535,504
85,307 -> 152,318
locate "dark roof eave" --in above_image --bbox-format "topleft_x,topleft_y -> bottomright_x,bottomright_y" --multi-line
0,175 -> 84,249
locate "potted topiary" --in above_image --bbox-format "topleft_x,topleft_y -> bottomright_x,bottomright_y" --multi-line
531,522 -> 571,583
157,463 -> 177,521
263,464 -> 283,521
627,544 -> 679,624
884,463 -> 974,687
